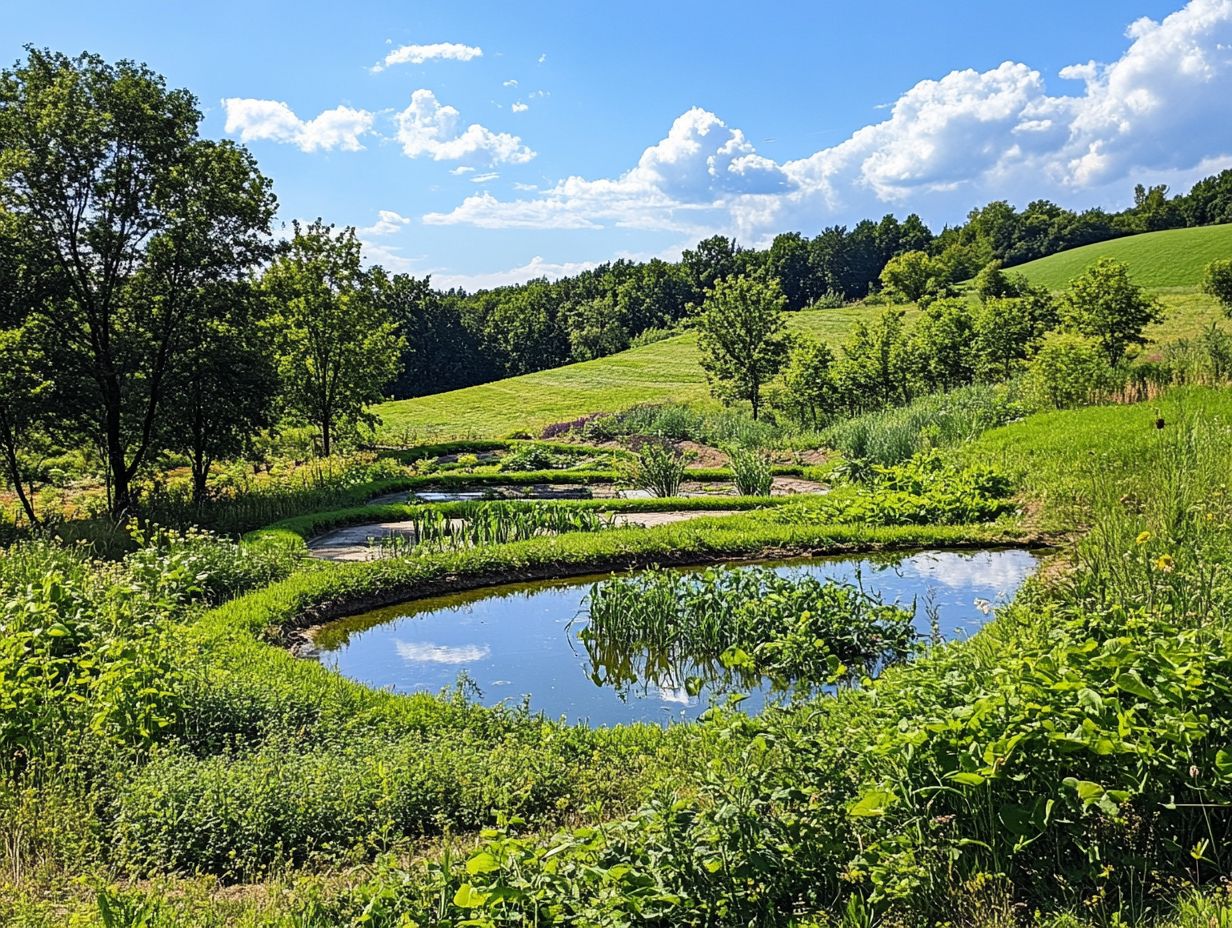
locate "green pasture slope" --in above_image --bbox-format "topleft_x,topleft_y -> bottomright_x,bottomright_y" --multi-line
374,304 -> 887,441
375,224 -> 1232,442
1013,223 -> 1232,290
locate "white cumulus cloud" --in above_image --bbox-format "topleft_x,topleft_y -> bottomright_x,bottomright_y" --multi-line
422,0 -> 1232,240
395,89 -> 536,164
372,42 -> 483,72
359,209 -> 412,236
222,98 -> 373,152
511,102 -> 529,113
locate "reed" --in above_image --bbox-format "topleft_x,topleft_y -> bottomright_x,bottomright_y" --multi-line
369,501 -> 619,557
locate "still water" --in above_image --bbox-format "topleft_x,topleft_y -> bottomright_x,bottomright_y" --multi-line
317,549 -> 1038,726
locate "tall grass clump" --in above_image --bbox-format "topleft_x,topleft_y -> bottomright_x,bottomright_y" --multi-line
583,565 -> 916,687
622,440 -> 687,497
821,383 -> 1024,466
727,446 -> 773,496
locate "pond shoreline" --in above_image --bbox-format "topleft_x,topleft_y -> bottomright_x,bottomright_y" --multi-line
288,536 -> 1059,659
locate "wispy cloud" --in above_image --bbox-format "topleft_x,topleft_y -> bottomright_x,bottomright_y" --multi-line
372,42 -> 483,73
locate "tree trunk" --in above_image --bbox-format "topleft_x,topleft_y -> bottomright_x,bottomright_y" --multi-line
321,416 -> 332,457
191,451 -> 209,510
0,418 -> 39,528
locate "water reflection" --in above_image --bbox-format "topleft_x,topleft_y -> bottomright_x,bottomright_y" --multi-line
317,548 -> 1039,726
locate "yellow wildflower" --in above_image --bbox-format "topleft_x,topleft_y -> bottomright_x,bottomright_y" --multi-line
1154,554 -> 1175,573
1136,531 -> 1151,546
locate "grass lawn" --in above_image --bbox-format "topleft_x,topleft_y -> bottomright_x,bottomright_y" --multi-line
1012,223 -> 1232,290
373,304 -> 896,441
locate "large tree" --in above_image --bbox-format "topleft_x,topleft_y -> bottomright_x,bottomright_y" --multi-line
696,275 -> 790,420
1060,257 -> 1162,364
262,221 -> 404,456
162,281 -> 279,507
0,48 -> 275,517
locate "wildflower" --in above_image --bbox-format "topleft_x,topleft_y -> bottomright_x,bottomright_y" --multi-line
1154,554 -> 1175,572
1136,531 -> 1151,546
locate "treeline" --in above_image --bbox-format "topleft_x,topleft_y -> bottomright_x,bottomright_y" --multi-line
0,50 -> 405,521
393,175 -> 1232,397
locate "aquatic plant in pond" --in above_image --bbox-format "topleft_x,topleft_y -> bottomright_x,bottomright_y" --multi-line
582,565 -> 916,689
369,501 -> 619,557
316,550 -> 1038,725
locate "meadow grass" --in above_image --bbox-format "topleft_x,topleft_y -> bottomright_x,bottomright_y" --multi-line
1013,223 -> 1232,290
372,305 -> 902,441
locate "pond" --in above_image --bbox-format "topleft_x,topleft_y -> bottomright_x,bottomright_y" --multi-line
316,548 -> 1039,726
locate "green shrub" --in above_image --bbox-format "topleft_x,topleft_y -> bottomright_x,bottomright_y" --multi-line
1024,332 -> 1117,410
777,452 -> 1015,526
727,446 -> 773,496
623,440 -> 687,497
498,445 -> 561,472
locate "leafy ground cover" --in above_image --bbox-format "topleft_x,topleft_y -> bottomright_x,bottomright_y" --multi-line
7,388 -> 1232,926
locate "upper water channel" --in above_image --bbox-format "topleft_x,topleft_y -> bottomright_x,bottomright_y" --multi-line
316,548 -> 1039,726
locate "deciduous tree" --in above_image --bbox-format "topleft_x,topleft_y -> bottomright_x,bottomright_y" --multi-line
0,48 -> 275,517
262,221 -> 404,456
1059,257 -> 1162,364
696,275 -> 790,420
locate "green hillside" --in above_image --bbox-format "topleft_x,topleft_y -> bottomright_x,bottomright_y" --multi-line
376,226 -> 1232,442
1013,223 -> 1232,290
374,304 -> 888,441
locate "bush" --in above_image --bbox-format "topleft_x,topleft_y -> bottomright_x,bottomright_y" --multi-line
776,452 -> 1015,526
1024,332 -> 1117,410
728,446 -> 773,496
1202,256 -> 1232,315
623,440 -> 687,497
499,445 -> 561,472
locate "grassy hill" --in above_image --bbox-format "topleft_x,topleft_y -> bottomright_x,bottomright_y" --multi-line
1013,223 -> 1232,290
375,225 -> 1232,442
374,304 -> 889,441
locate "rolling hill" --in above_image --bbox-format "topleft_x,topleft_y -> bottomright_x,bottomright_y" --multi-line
1012,223 -> 1232,290
375,224 -> 1232,442
374,304 -> 890,441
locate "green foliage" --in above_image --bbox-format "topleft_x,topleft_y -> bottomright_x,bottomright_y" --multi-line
262,220 -> 405,455
497,444 -> 560,472
778,452 -> 1015,526
971,290 -> 1058,381
833,307 -> 918,412
697,275 -> 791,420
584,565 -> 916,687
820,383 -> 1025,466
1059,257 -> 1164,364
1202,257 -> 1232,315
1024,332 -> 1116,410
771,336 -> 839,430
623,440 -> 687,497
0,48 -> 276,517
727,446 -> 773,497
878,250 -> 950,303
909,298 -> 976,390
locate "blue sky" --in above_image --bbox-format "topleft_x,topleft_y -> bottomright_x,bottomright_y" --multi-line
7,0 -> 1232,288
